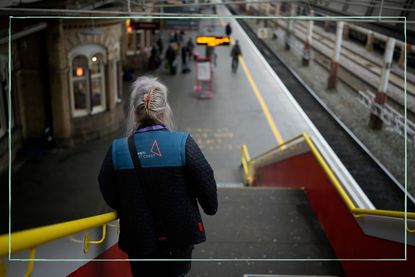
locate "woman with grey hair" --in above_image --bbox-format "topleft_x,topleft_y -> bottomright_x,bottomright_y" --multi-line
99,76 -> 218,277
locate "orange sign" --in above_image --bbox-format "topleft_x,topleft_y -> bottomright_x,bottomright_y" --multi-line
196,36 -> 230,47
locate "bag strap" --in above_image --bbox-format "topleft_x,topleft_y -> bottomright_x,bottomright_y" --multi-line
127,135 -> 167,241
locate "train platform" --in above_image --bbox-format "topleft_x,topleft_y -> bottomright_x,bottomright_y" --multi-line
3,6 -> 349,276
2,3 -> 415,277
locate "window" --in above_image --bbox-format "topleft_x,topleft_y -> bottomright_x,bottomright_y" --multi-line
69,45 -> 107,117
127,29 -> 144,55
0,54 -> 13,138
113,43 -> 122,103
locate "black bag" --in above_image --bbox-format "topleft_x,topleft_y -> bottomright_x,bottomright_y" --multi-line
127,135 -> 167,243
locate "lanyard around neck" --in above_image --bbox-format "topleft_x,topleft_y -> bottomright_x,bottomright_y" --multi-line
136,124 -> 166,133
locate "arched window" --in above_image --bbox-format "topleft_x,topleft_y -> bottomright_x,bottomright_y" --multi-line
69,45 -> 107,117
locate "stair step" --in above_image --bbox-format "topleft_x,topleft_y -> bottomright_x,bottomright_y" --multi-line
244,275 -> 338,277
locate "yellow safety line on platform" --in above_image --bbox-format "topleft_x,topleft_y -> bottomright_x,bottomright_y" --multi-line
240,57 -> 284,145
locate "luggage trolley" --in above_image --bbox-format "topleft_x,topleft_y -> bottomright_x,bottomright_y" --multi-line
194,57 -> 213,99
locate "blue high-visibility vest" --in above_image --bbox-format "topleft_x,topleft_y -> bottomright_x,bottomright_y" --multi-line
112,131 -> 188,170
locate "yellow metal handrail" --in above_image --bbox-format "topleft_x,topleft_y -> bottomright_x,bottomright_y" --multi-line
250,133 -> 304,167
302,133 -> 357,210
0,212 -> 117,257
353,208 -> 415,220
241,144 -> 252,184
241,132 -> 415,223
24,248 -> 35,277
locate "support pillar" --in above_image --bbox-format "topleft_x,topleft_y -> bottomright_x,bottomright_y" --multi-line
398,43 -> 411,68
285,4 -> 294,50
366,31 -> 374,51
369,37 -> 396,130
274,0 -> 281,28
327,21 -> 344,90
263,2 -> 270,27
302,10 -> 314,66
265,2 -> 270,15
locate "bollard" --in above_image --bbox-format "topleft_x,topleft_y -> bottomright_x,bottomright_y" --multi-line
302,41 -> 311,66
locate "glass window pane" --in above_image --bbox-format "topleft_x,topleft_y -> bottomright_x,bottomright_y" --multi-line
127,33 -> 135,52
91,77 -> 102,107
136,32 -> 142,50
73,80 -> 88,110
90,54 -> 103,74
72,56 -> 88,78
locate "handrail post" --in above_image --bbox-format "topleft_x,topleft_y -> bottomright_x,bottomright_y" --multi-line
84,224 -> 107,254
241,144 -> 253,185
24,248 -> 36,277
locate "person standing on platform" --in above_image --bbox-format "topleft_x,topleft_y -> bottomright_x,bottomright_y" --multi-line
156,36 -> 164,56
225,23 -> 232,37
148,44 -> 161,70
230,40 -> 242,72
186,37 -> 195,62
165,43 -> 177,75
98,76 -> 218,277
181,45 -> 190,73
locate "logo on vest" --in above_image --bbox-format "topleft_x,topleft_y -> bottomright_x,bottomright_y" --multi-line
137,139 -> 162,159
150,140 -> 162,157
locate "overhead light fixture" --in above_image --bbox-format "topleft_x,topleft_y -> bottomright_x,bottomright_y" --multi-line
75,67 -> 84,77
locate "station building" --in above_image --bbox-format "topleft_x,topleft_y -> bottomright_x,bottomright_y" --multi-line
0,18 -> 129,176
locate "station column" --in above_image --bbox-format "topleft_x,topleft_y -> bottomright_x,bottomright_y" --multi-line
302,10 -> 314,66
327,21 -> 344,90
369,37 -> 396,130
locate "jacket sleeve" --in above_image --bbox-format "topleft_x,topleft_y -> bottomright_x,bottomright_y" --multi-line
185,135 -> 218,215
98,144 -> 119,210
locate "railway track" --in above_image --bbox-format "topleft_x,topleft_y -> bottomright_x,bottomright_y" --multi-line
227,4 -> 415,212
293,20 -> 415,97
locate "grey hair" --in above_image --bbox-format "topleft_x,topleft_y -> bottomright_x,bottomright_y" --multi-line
126,76 -> 174,136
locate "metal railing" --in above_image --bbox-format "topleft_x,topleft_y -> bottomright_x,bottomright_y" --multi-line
0,211 -> 117,257
241,132 -> 415,227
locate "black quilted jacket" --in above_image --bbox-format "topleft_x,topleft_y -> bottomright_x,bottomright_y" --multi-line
98,128 -> 217,255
